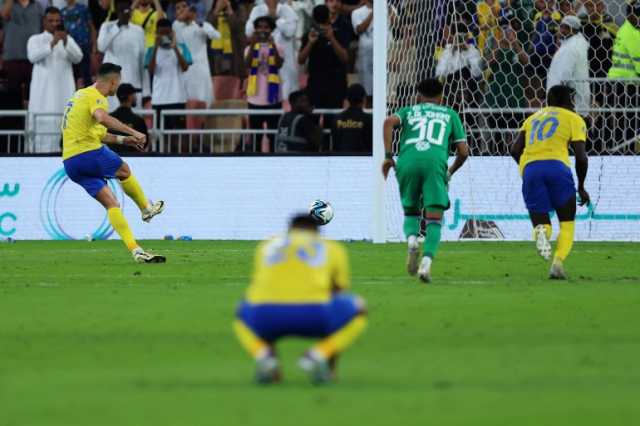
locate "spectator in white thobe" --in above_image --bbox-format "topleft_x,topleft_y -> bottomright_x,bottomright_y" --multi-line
245,0 -> 299,100
27,7 -> 83,153
173,0 -> 220,107
97,1 -> 146,111
352,0 -> 373,97
547,15 -> 591,113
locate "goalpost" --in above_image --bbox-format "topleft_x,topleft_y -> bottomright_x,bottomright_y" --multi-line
373,0 -> 640,242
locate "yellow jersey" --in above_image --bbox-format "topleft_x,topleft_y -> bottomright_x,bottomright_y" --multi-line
246,230 -> 350,304
61,86 -> 109,160
131,8 -> 159,47
519,106 -> 587,174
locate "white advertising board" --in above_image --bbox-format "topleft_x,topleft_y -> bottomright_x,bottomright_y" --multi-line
0,157 -> 638,241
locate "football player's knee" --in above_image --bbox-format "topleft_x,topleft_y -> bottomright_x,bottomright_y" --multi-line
354,295 -> 368,315
117,162 -> 131,180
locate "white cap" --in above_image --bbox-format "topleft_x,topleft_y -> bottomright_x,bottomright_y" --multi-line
560,15 -> 582,30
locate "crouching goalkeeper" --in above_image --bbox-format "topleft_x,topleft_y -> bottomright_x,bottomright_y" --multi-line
233,214 -> 367,384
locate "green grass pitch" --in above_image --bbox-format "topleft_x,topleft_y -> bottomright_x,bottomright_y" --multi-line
1,240 -> 639,426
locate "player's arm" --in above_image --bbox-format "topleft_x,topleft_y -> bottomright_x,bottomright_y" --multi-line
382,115 -> 400,179
448,141 -> 469,179
510,131 -> 526,164
448,112 -> 469,179
571,141 -> 590,206
102,133 -> 146,151
93,109 -> 146,143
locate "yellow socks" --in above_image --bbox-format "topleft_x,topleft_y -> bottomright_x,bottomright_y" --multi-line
533,224 -> 552,240
107,207 -> 139,251
120,175 -> 150,212
555,221 -> 575,263
313,316 -> 367,360
233,320 -> 270,360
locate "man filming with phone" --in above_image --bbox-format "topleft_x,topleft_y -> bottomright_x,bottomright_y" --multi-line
298,4 -> 350,110
145,18 -> 192,133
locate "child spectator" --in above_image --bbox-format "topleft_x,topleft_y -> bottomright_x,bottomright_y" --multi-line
244,16 -> 284,152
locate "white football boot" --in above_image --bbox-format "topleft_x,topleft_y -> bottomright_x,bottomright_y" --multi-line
132,247 -> 166,263
533,225 -> 552,261
417,256 -> 433,283
142,200 -> 165,223
406,235 -> 420,276
549,260 -> 568,280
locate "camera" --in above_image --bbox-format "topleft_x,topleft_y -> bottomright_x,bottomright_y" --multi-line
159,35 -> 172,48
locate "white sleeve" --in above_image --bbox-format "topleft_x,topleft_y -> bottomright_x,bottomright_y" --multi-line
27,35 -> 53,64
65,36 -> 84,64
435,48 -> 451,78
245,6 -> 260,37
275,5 -> 297,39
201,22 -> 221,40
467,46 -> 483,78
97,22 -> 119,53
351,8 -> 364,33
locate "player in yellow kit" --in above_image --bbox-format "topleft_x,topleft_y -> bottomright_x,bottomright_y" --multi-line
62,63 -> 166,263
511,85 -> 590,279
234,214 -> 367,384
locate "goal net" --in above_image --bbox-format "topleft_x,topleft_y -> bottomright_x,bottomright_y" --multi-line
381,0 -> 640,241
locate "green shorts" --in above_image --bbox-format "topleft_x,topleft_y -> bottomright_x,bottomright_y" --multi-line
396,159 -> 450,213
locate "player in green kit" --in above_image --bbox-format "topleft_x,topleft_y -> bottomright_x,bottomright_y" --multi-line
382,79 -> 469,283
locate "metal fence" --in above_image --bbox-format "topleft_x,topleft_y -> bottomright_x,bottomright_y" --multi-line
0,108 -> 366,154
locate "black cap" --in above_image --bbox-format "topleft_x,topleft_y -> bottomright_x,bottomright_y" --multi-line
116,83 -> 141,101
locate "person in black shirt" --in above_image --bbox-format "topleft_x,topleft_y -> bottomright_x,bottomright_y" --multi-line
298,5 -> 350,109
111,83 -> 149,154
330,83 -> 372,153
275,90 -> 322,153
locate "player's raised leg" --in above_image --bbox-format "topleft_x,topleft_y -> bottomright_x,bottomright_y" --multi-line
114,162 -> 165,222
299,295 -> 367,384
94,185 -> 166,263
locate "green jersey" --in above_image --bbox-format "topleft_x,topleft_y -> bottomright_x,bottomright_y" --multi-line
394,103 -> 467,163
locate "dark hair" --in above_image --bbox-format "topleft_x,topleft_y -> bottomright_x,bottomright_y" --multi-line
98,62 -> 122,77
630,1 -> 640,16
157,18 -> 172,29
347,83 -> 366,105
547,85 -> 575,109
289,89 -> 308,105
254,15 -> 277,30
312,5 -> 330,24
289,214 -> 319,231
44,6 -> 61,15
416,78 -> 444,98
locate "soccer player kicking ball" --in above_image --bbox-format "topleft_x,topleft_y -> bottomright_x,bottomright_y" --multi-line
510,85 -> 590,279
382,79 -> 469,283
62,63 -> 166,263
233,214 -> 367,384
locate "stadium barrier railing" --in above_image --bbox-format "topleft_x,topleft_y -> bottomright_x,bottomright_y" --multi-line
0,108 -> 374,154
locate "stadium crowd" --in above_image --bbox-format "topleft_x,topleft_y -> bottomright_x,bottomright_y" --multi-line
388,0 -> 640,154
0,0 -> 374,153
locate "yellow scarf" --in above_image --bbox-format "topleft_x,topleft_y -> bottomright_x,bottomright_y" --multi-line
246,43 -> 280,104
210,14 -> 232,55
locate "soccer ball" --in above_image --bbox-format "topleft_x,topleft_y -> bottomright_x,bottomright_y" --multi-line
309,200 -> 334,225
